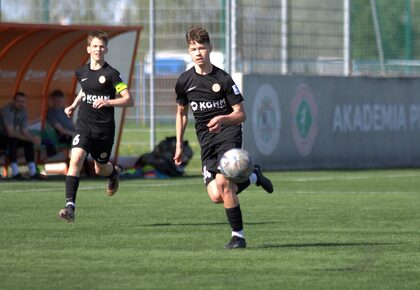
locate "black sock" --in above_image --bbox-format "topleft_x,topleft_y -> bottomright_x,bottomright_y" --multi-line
107,166 -> 117,179
65,175 -> 79,208
225,205 -> 243,232
235,180 -> 251,195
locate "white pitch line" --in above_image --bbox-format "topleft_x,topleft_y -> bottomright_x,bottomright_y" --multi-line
0,180 -> 199,194
283,173 -> 420,182
291,190 -> 418,195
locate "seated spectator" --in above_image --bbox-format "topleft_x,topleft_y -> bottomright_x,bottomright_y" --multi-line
0,91 -> 46,180
47,89 -> 75,145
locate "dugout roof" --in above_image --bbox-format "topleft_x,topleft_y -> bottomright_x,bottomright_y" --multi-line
0,22 -> 142,123
0,23 -> 142,162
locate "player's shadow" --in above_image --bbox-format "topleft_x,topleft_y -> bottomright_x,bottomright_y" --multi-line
140,221 -> 283,227
253,242 -> 397,249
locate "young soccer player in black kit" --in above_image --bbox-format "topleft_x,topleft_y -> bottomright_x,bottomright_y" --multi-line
58,30 -> 134,222
174,26 -> 273,249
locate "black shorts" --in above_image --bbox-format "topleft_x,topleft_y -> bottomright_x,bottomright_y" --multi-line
72,127 -> 114,164
200,126 -> 242,186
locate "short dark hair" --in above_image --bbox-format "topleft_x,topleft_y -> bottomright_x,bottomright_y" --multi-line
87,30 -> 109,46
185,26 -> 210,46
13,91 -> 26,100
51,89 -> 64,98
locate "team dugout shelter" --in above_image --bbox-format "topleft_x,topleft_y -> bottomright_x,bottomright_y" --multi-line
0,23 -> 142,169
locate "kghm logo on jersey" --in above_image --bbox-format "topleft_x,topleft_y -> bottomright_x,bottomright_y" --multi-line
290,84 -> 318,156
190,99 -> 227,112
252,84 -> 281,156
81,91 -> 111,104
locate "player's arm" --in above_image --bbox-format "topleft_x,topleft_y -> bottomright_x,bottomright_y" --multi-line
65,89 -> 83,118
174,104 -> 188,166
93,79 -> 134,109
207,102 -> 246,133
97,88 -> 134,108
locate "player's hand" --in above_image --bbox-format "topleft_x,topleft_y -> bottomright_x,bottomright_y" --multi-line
65,106 -> 75,118
207,116 -> 222,133
93,99 -> 109,109
173,147 -> 183,166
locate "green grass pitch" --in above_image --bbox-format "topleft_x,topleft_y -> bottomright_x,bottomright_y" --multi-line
1,169 -> 420,290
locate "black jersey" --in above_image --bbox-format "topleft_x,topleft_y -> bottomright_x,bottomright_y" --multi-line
175,66 -> 244,144
75,62 -> 127,129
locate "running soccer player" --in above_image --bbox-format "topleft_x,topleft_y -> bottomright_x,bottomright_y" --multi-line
173,26 -> 273,249
58,30 -> 134,222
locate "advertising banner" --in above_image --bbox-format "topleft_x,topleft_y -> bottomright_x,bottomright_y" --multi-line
242,75 -> 420,169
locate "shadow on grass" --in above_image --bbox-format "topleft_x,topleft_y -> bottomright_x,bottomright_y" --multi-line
140,221 -> 284,227
254,242 -> 398,249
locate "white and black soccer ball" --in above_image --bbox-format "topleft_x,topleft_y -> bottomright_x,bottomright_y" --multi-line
219,148 -> 254,183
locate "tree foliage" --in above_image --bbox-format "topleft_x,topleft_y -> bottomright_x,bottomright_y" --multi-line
352,0 -> 418,60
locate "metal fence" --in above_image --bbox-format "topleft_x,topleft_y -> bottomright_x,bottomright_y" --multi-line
2,0 -> 420,158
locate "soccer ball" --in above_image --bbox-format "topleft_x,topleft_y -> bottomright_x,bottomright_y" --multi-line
219,148 -> 254,183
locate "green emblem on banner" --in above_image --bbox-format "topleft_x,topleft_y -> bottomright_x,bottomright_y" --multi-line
295,100 -> 313,138
291,84 -> 318,156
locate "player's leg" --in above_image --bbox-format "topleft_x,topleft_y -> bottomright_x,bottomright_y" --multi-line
203,160 -> 246,249
203,152 -> 227,204
215,173 -> 239,208
206,180 -> 223,203
106,164 -> 122,196
59,131 -> 90,222
201,136 -> 246,248
58,147 -> 87,222
253,165 -> 273,193
215,173 -> 246,249
94,161 -> 121,196
94,161 -> 113,176
235,165 -> 273,194
204,163 -> 224,203
89,133 -> 121,196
